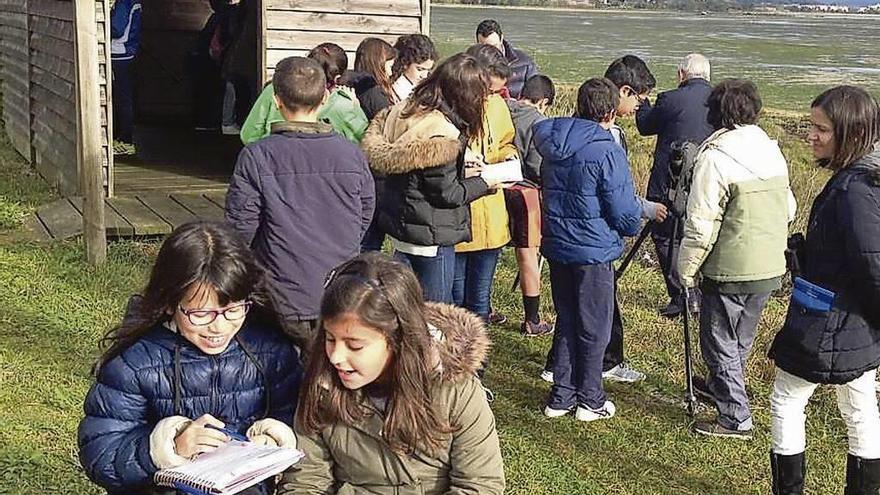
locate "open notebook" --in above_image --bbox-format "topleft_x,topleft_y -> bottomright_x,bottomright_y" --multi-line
154,441 -> 304,495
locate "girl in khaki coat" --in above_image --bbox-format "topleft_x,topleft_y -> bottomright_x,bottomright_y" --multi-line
279,253 -> 504,495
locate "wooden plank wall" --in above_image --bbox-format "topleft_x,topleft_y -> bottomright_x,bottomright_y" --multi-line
0,0 -> 32,160
29,0 -> 78,195
96,0 -> 113,196
263,0 -> 424,82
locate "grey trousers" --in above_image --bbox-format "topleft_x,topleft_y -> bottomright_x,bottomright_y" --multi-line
699,290 -> 771,431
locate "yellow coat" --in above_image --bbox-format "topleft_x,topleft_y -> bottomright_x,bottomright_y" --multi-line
456,95 -> 518,252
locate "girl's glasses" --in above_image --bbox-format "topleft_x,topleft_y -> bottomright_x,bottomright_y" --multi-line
178,301 -> 252,326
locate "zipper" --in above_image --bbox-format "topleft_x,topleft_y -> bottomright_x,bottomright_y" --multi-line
210,355 -> 219,413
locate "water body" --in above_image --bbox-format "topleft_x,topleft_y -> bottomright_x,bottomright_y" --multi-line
431,6 -> 880,110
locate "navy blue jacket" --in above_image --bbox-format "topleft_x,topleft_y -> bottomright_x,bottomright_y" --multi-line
110,0 -> 141,61
78,319 -> 301,492
225,121 -> 375,321
770,150 -> 880,384
535,117 -> 642,265
636,78 -> 714,202
502,39 -> 540,100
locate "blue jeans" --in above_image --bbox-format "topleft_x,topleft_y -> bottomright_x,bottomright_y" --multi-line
452,249 -> 502,321
547,261 -> 614,410
394,246 -> 455,303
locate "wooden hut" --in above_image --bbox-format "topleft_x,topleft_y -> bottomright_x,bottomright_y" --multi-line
0,0 -> 430,248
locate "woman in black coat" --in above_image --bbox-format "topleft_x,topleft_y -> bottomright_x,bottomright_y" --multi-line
768,85 -> 880,495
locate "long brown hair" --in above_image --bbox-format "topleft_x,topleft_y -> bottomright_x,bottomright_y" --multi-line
811,85 -> 880,172
402,53 -> 489,142
296,253 -> 453,454
96,221 -> 280,369
355,37 -> 397,103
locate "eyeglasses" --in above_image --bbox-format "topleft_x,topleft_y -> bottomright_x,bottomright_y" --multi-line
178,301 -> 252,326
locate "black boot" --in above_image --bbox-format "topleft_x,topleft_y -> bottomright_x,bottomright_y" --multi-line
845,454 -> 880,495
771,451 -> 805,495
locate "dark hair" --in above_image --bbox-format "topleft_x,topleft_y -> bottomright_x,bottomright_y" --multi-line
355,37 -> 397,102
465,43 -> 511,81
391,34 -> 438,82
521,74 -> 556,105
475,19 -> 502,38
97,221 -> 279,368
576,77 -> 619,123
308,42 -> 348,84
297,253 -> 454,454
811,85 -> 880,171
272,56 -> 326,111
707,79 -> 762,130
402,53 -> 489,142
603,55 -> 656,95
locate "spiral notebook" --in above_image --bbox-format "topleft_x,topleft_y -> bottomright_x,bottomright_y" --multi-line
154,441 -> 304,495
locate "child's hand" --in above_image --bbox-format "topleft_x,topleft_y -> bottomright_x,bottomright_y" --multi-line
653,202 -> 669,222
248,434 -> 278,447
464,149 -> 485,167
174,414 -> 229,459
464,164 -> 483,179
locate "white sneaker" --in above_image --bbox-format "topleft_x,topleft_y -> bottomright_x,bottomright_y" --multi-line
603,363 -> 645,383
543,405 -> 573,418
540,370 -> 554,383
221,123 -> 241,135
575,400 -> 616,422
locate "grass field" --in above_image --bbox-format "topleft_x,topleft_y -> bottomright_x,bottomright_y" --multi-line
0,99 -> 857,495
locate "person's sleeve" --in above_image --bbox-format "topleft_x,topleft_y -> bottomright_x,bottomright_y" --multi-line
677,151 -> 729,288
359,152 -> 376,236
787,187 -> 798,223
598,148 -> 642,238
635,93 -> 664,136
277,429 -> 337,495
446,377 -> 505,495
637,196 -> 658,220
839,180 -> 880,323
240,85 -> 277,145
421,162 -> 490,209
345,105 -> 370,143
110,0 -> 131,39
523,126 -> 544,183
77,358 -> 160,490
224,147 -> 263,245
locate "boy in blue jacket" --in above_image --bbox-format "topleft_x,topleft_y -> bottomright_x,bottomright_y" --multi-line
534,78 -> 654,422
110,0 -> 141,154
225,57 -> 375,354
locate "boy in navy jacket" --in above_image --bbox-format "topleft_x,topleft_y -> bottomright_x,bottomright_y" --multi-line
534,78 -> 652,422
225,57 -> 375,353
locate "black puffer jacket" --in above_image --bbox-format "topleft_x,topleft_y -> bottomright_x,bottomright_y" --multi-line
346,71 -> 394,121
770,148 -> 880,384
361,104 -> 490,247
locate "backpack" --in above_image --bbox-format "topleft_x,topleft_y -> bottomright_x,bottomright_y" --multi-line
667,141 -> 700,218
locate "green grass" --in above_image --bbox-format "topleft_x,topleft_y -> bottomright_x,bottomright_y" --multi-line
0,101 -> 855,494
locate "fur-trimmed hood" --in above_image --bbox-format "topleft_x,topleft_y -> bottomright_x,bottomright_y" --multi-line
361,103 -> 463,175
424,302 -> 490,382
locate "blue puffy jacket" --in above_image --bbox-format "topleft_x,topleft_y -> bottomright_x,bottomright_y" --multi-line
77,319 -> 302,493
535,117 -> 642,265
110,0 -> 141,61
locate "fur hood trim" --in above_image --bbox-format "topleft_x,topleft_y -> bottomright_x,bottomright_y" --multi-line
424,302 -> 490,382
361,104 -> 462,175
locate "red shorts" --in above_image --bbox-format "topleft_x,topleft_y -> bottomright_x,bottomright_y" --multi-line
504,185 -> 542,248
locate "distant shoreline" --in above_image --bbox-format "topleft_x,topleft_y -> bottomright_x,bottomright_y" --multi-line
432,3 -> 880,18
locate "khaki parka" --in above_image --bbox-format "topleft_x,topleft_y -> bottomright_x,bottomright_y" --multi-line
278,303 -> 505,495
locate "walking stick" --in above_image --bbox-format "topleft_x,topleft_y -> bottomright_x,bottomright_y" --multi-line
615,221 -> 654,280
510,252 -> 544,292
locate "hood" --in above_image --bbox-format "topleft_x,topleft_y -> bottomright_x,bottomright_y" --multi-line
361,104 -> 462,175
506,100 -> 544,129
424,303 -> 490,382
701,125 -> 785,180
533,117 -> 611,162
852,145 -> 880,185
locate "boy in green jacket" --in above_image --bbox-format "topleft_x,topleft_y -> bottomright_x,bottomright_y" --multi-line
240,43 -> 368,144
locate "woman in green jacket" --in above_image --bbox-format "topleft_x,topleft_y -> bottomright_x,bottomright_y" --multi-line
279,252 -> 505,495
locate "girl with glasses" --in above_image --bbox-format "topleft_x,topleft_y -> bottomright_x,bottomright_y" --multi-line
279,252 -> 504,494
78,221 -> 302,494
